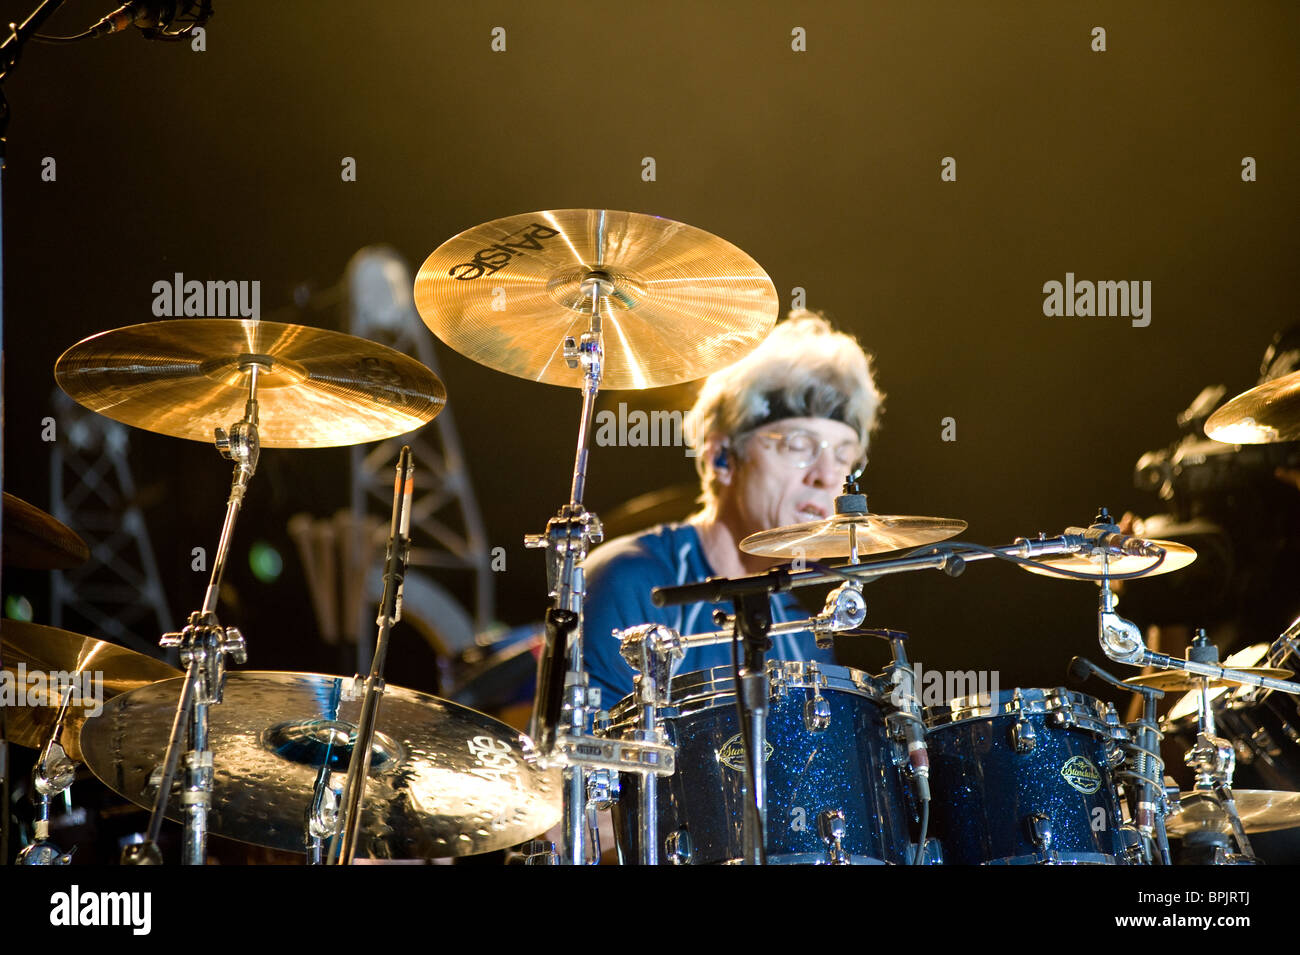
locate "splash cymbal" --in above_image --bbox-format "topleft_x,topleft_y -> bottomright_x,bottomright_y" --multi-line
2,493 -> 89,570
1017,539 -> 1197,580
1,620 -> 181,762
414,209 -> 778,390
739,513 -> 967,560
1205,370 -> 1300,444
79,671 -> 561,858
55,320 -> 446,448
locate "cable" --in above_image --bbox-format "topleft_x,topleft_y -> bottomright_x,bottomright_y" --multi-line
912,798 -> 929,865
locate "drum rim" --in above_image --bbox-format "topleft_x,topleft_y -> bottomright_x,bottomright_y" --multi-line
922,685 -> 1124,738
608,660 -> 885,724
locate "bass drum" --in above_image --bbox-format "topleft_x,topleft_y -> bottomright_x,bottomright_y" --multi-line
608,661 -> 917,865
924,687 -> 1134,865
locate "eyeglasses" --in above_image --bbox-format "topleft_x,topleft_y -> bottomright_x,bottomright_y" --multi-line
755,429 -> 863,472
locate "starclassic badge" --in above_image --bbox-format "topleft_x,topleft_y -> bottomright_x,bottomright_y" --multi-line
717,733 -> 774,772
1061,755 -> 1102,794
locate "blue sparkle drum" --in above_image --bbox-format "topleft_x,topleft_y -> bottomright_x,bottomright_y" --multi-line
923,687 -> 1132,865
609,661 -> 916,865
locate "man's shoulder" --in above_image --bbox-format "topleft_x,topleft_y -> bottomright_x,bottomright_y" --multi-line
586,523 -> 699,579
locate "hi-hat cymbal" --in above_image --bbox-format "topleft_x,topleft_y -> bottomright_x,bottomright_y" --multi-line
1205,370 -> 1300,444
55,320 -> 446,448
1166,789 -> 1300,836
1017,540 -> 1197,580
2,493 -> 89,569
740,513 -> 968,560
1,620 -> 181,762
414,209 -> 778,390
80,671 -> 561,858
1124,666 -> 1293,693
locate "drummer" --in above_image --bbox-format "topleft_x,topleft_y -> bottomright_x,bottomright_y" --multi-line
582,311 -> 884,707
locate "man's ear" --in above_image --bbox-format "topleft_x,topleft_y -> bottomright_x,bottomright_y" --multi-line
703,436 -> 733,487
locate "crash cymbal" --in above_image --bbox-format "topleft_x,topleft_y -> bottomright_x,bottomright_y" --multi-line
1017,539 -> 1197,580
1205,370 -> 1300,444
740,513 -> 968,560
1,620 -> 180,762
55,320 -> 446,448
1124,666 -> 1293,693
80,671 -> 561,858
2,493 -> 89,569
414,209 -> 777,390
1166,789 -> 1300,836
1165,643 -> 1270,724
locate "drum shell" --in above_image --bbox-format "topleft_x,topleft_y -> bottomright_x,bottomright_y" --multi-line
924,688 -> 1131,865
610,662 -> 915,865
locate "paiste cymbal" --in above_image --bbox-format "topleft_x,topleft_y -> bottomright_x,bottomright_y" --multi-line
1,620 -> 181,763
55,320 -> 446,448
79,671 -> 562,858
740,513 -> 968,560
1124,666 -> 1293,693
1166,789 -> 1300,836
1205,369 -> 1300,444
1017,540 -> 1198,580
414,209 -> 778,390
2,493 -> 89,569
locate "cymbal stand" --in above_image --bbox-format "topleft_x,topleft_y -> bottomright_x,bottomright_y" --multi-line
16,686 -> 76,864
1182,631 -> 1256,863
306,678 -> 346,865
524,272 -> 610,865
124,362 -> 263,865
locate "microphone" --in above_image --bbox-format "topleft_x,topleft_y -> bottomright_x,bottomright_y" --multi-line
1069,655 -> 1164,699
1065,526 -> 1165,558
87,1 -> 212,40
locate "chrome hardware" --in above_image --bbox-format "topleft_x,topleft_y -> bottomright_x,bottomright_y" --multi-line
586,768 -> 620,810
815,582 -> 866,648
1009,718 -> 1037,753
519,839 -> 559,865
664,828 -> 693,865
1027,812 -> 1053,849
816,809 -> 851,865
803,663 -> 831,732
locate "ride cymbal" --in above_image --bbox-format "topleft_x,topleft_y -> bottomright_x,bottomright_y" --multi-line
1205,370 -> 1300,444
2,493 -> 89,570
79,671 -> 561,858
414,209 -> 778,390
1,620 -> 180,762
740,513 -> 967,560
55,320 -> 446,448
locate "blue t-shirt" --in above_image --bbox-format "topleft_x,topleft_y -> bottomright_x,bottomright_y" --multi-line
581,522 -> 833,709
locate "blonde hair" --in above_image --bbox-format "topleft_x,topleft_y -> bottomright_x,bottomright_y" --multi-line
685,310 -> 883,510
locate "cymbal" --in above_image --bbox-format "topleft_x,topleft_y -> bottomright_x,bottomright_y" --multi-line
1,620 -> 181,763
1124,666 -> 1293,693
1166,789 -> 1300,836
1165,643 -> 1270,724
2,493 -> 89,569
739,513 -> 968,560
1205,370 -> 1300,444
414,209 -> 777,390
55,320 -> 446,448
1017,540 -> 1197,580
80,671 -> 561,858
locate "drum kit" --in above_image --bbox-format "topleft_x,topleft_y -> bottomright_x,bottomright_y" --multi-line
6,207 -> 1300,865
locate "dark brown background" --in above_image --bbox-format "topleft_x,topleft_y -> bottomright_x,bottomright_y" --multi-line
3,1 -> 1297,697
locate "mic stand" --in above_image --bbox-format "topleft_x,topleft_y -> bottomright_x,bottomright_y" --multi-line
305,678 -> 345,865
329,447 -> 414,865
123,362 -> 263,865
732,591 -> 772,865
